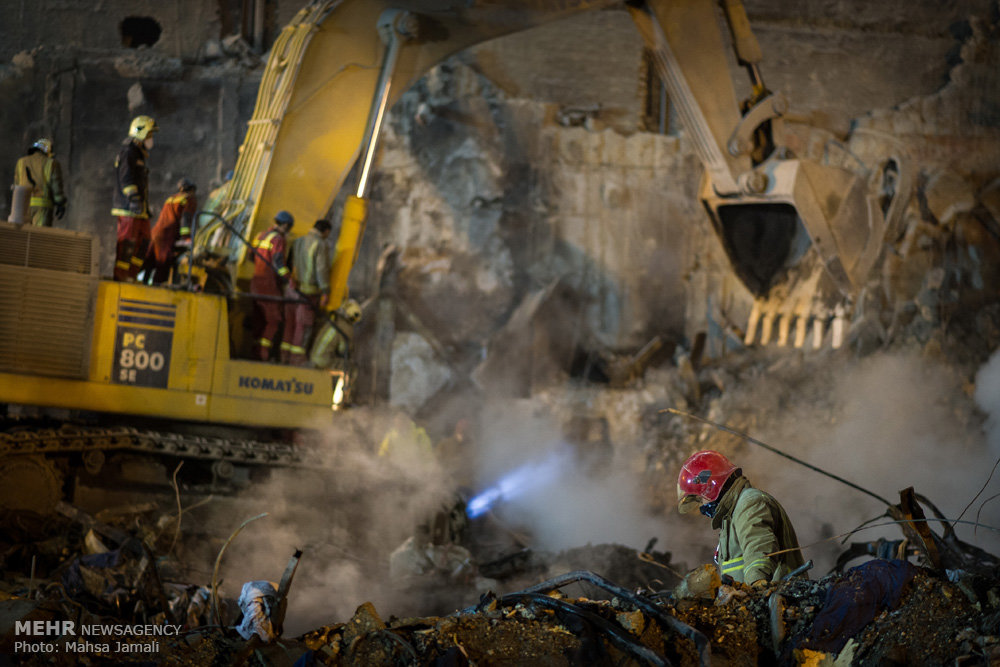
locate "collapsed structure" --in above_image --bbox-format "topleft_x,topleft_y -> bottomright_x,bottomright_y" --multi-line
1,0 -> 1000,664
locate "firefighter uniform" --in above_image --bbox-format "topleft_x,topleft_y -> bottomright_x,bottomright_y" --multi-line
112,139 -> 153,281
282,226 -> 331,365
147,185 -> 197,285
251,221 -> 292,361
14,146 -> 67,227
309,300 -> 361,369
712,475 -> 805,584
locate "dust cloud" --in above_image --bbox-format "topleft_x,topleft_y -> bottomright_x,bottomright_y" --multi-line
196,348 -> 1000,636
473,401 -> 666,553
718,348 -> 1000,575
204,407 -> 454,635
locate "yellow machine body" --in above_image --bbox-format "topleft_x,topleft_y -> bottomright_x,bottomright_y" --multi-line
0,223 -> 342,430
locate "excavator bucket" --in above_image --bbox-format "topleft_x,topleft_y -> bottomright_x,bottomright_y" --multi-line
701,155 -> 910,349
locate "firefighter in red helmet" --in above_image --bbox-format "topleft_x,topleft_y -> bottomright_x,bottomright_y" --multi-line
677,450 -> 805,586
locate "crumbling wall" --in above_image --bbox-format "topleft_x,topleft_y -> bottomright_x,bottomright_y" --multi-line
0,1 -> 218,63
0,0 -> 296,274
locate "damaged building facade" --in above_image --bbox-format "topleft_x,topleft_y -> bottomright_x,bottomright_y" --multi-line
2,0 -> 1000,665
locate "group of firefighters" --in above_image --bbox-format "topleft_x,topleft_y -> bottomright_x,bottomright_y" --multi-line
13,115 -> 361,368
249,210 -> 361,365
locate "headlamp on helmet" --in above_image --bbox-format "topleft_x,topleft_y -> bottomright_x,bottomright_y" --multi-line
32,138 -> 53,156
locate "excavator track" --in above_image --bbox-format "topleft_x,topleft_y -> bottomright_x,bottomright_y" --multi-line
1,425 -> 310,466
0,422 -> 323,513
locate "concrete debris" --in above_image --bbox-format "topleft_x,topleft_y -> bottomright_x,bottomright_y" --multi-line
234,580 -> 278,642
1,495 -> 999,665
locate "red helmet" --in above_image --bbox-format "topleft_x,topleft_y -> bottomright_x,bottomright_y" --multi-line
677,450 -> 738,514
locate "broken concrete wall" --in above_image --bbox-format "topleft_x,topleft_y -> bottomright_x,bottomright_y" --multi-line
2,1 -> 998,397
357,3 -> 999,410
0,53 -> 260,274
0,0 -> 299,275
686,3 -> 1000,354
0,1 -> 219,63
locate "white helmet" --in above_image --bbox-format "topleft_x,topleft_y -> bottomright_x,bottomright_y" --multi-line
32,138 -> 53,156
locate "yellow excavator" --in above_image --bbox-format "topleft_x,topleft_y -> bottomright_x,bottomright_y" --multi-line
0,0 -> 905,511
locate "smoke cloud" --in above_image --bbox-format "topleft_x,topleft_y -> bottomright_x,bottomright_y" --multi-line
717,348 -> 1000,575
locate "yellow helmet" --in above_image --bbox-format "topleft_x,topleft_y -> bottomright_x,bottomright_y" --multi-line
128,115 -> 159,141
32,138 -> 53,156
343,299 -> 361,323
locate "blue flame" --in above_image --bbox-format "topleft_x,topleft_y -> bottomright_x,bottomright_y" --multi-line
466,449 -> 568,519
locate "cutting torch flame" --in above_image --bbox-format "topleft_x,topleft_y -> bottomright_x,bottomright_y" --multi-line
466,448 -> 569,519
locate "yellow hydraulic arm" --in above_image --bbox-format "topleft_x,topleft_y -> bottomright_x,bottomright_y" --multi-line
201,0 -> 620,303
202,0 -> 900,352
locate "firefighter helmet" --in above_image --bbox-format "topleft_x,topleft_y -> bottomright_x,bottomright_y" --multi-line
176,178 -> 196,193
677,450 -> 739,514
274,210 -> 294,227
32,138 -> 53,156
128,115 -> 159,141
343,299 -> 361,323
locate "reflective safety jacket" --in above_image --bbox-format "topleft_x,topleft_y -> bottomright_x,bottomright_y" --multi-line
112,140 -> 150,218
290,228 -> 331,296
14,151 -> 66,209
712,475 -> 805,583
150,192 -> 198,263
309,315 -> 353,369
252,226 -> 290,286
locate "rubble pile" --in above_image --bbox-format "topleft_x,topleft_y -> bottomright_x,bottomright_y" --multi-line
2,485 -> 999,665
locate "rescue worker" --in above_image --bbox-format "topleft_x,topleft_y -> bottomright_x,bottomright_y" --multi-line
13,137 -> 67,227
146,178 -> 197,285
308,298 -> 361,369
112,115 -> 158,281
378,411 -> 434,462
196,169 -> 233,238
281,219 -> 332,365
677,449 -> 805,586
251,210 -> 294,361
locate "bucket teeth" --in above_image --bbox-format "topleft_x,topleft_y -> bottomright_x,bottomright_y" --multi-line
794,316 -> 808,348
831,304 -> 846,349
812,317 -> 825,349
745,301 -> 762,346
742,299 -> 851,351
777,314 -> 792,347
760,311 -> 775,345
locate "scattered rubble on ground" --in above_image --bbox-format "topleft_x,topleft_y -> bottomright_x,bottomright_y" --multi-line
2,474 -> 999,666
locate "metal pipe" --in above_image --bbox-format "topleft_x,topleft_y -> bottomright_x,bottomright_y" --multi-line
501,592 -> 670,667
783,559 -> 814,581
253,0 -> 265,52
354,10 -> 414,198
461,570 -> 710,667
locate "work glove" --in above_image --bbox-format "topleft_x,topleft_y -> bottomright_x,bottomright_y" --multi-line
750,579 -> 769,590
54,203 -> 66,220
128,195 -> 144,216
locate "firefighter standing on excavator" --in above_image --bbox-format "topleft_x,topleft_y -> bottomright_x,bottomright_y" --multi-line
13,137 -> 67,227
281,218 -> 332,365
308,298 -> 361,369
145,178 -> 197,285
112,115 -> 158,282
251,210 -> 294,361
678,450 -> 805,585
